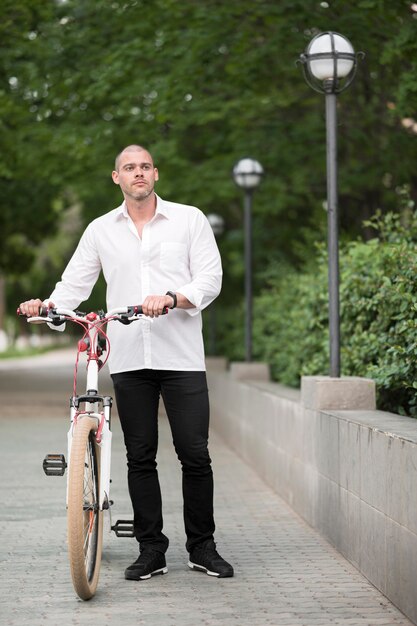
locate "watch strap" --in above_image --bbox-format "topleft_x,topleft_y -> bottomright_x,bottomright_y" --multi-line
166,291 -> 177,309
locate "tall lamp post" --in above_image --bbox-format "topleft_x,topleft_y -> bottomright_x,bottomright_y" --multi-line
298,32 -> 362,378
233,158 -> 264,362
207,213 -> 225,355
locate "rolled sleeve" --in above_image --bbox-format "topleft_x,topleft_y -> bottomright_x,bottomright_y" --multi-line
176,211 -> 222,316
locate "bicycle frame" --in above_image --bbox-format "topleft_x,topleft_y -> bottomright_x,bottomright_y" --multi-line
23,305 -> 152,511
67,338 -> 113,512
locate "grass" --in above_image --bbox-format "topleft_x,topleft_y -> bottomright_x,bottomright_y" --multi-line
0,343 -> 70,359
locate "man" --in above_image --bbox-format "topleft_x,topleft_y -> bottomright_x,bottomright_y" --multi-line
19,144 -> 233,580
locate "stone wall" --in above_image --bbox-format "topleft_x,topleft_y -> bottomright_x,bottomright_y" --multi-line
207,365 -> 417,625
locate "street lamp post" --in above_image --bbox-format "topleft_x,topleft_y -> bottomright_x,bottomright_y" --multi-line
207,213 -> 225,355
233,158 -> 264,362
298,32 -> 362,378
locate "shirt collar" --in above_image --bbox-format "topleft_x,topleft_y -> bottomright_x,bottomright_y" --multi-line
155,195 -> 170,219
116,194 -> 170,220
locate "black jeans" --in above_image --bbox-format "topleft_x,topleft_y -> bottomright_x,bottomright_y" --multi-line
111,369 -> 215,553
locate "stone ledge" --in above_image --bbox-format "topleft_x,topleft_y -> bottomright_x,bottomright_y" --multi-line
301,375 -> 376,410
229,362 -> 270,381
205,356 -> 228,371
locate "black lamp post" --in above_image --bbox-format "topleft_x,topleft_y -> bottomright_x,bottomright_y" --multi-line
207,213 -> 225,355
233,158 -> 264,362
298,32 -> 362,378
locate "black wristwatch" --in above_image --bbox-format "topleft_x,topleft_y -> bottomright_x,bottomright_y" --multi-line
166,291 -> 177,309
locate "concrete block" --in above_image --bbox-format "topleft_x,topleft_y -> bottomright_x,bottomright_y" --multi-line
359,500 -> 387,595
386,519 -> 417,625
339,420 -> 361,496
289,455 -> 312,521
273,447 -> 291,502
340,490 -> 361,569
229,361 -> 270,381
278,401 -> 305,461
314,412 -> 341,483
246,387 -> 276,440
205,356 -> 228,371
301,376 -> 376,410
300,405 -> 318,467
387,438 -> 417,535
313,472 -> 345,549
359,426 -> 388,513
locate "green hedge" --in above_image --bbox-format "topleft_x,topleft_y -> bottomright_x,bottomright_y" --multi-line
248,208 -> 417,417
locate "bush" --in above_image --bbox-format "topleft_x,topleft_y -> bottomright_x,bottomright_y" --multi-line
250,208 -> 417,417
252,259 -> 328,386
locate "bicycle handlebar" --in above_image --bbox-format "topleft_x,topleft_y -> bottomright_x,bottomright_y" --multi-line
17,305 -> 169,325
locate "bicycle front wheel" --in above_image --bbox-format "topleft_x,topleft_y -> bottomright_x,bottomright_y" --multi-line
67,416 -> 103,600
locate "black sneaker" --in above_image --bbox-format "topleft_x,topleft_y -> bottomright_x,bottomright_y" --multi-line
125,549 -> 168,580
188,541 -> 234,578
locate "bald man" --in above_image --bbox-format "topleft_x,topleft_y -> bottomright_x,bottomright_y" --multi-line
19,145 -> 234,581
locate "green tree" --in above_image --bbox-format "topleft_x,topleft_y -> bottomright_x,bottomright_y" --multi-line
3,0 -> 417,356
0,1 -> 64,326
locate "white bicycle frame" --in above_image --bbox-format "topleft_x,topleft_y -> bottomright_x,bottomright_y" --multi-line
67,354 -> 112,511
28,305 -> 147,512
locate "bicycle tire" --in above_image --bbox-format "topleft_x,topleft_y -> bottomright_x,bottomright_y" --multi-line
67,416 -> 103,600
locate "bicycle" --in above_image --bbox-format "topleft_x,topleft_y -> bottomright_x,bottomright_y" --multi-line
17,304 -> 167,600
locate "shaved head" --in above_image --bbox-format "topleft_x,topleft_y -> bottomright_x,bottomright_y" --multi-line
112,145 -> 159,203
115,145 -> 154,171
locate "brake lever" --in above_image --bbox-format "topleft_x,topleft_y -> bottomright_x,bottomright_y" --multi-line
43,307 -> 66,326
116,306 -> 168,325
48,315 -> 67,326
118,315 -> 132,325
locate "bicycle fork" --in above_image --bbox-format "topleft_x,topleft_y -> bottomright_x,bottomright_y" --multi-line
66,398 -> 113,511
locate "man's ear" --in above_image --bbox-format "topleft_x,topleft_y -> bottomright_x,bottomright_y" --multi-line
112,170 -> 119,185
154,168 -> 159,182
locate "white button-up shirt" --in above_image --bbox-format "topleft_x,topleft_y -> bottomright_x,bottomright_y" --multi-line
48,196 -> 222,373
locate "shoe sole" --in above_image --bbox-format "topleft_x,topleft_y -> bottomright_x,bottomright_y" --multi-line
187,561 -> 233,578
125,566 -> 168,581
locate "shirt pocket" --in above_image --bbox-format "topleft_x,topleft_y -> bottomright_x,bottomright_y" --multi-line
160,242 -> 188,271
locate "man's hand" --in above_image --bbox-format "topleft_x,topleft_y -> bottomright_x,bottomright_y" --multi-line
141,294 -> 173,318
18,299 -> 54,317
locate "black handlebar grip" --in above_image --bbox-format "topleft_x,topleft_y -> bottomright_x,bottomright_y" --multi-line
134,305 -> 168,315
126,305 -> 168,317
16,305 -> 49,317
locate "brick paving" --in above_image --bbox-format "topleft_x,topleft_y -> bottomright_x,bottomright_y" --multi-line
0,351 -> 413,625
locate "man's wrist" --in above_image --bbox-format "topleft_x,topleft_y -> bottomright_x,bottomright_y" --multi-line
165,291 -> 177,309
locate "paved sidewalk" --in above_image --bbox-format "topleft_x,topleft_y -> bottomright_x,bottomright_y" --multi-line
0,351 -> 413,625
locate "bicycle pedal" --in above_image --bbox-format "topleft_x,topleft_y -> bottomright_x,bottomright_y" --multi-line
111,519 -> 135,537
43,453 -> 67,476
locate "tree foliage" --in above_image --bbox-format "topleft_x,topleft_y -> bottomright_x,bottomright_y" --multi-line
5,1 -> 417,235
2,0 -> 417,376
0,1 -> 63,275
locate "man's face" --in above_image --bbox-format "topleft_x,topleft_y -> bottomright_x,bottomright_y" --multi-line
112,149 -> 159,202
